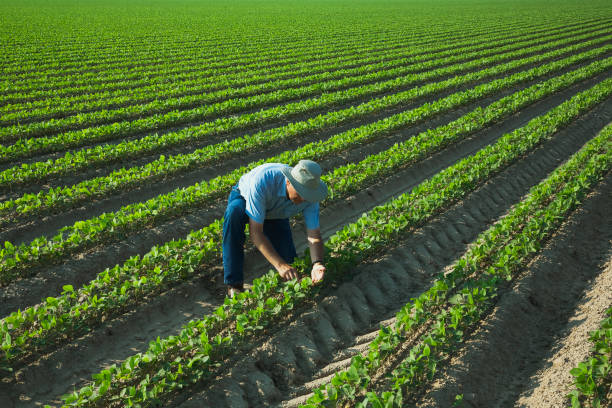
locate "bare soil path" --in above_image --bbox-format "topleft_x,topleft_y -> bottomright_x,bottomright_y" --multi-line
517,257 -> 612,407
415,172 -> 611,408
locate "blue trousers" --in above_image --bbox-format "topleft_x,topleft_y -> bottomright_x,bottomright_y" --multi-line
222,186 -> 297,285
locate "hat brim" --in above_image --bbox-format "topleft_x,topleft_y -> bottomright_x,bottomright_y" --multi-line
281,166 -> 328,203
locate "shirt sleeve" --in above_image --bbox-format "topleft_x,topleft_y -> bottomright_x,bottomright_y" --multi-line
242,179 -> 267,224
302,202 -> 320,230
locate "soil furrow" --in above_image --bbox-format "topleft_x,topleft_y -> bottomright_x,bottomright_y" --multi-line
414,173 -> 612,408
516,257 -> 612,407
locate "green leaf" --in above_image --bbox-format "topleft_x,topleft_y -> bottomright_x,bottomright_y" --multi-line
2,332 -> 11,348
448,294 -> 463,305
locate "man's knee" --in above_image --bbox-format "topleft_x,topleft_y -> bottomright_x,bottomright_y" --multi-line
224,198 -> 246,223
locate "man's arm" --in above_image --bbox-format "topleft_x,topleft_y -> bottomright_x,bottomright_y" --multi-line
249,218 -> 299,280
307,228 -> 326,283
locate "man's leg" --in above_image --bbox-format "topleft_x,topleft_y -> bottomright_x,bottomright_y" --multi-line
263,218 -> 297,264
222,187 -> 248,286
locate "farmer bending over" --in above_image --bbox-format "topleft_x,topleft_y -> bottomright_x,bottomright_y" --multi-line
222,160 -> 328,297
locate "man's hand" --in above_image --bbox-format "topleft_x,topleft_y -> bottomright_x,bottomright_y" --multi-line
278,264 -> 299,281
250,219 -> 299,281
311,262 -> 325,283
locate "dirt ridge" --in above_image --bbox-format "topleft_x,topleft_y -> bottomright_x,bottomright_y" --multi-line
415,173 -> 612,408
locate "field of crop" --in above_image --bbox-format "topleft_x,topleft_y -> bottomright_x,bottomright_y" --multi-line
1,0 -> 611,406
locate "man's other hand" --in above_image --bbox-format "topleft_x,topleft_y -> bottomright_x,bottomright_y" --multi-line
311,263 -> 325,283
278,264 -> 299,281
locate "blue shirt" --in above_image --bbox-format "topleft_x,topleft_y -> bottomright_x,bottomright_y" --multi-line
238,163 -> 320,230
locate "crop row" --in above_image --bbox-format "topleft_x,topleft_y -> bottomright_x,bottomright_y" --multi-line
1,11 -> 410,58
0,14 -> 362,68
0,25 -> 501,113
0,26 -> 394,80
6,9 -> 602,67
1,63 -> 609,387
1,47 -> 609,238
4,29 -> 609,143
567,306 -> 612,408
0,28 -> 409,95
6,15 -> 592,77
53,71 -> 612,408
3,22 -> 606,126
0,33 -> 412,105
0,18 -> 360,64
3,16 -> 436,71
0,23 -> 569,127
2,49 -> 609,290
0,35 -> 415,117
2,19 -> 605,119
4,21 -> 604,114
2,16 -> 575,87
0,18 -> 509,98
2,38 -> 609,181
2,20 -> 469,80
304,122 -> 612,408
2,50 -> 611,294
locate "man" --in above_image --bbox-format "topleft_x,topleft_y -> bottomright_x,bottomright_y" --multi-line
222,160 -> 328,297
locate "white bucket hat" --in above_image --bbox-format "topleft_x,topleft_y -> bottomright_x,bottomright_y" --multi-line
281,160 -> 328,203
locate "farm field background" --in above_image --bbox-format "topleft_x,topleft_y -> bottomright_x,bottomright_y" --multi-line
0,0 -> 611,406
